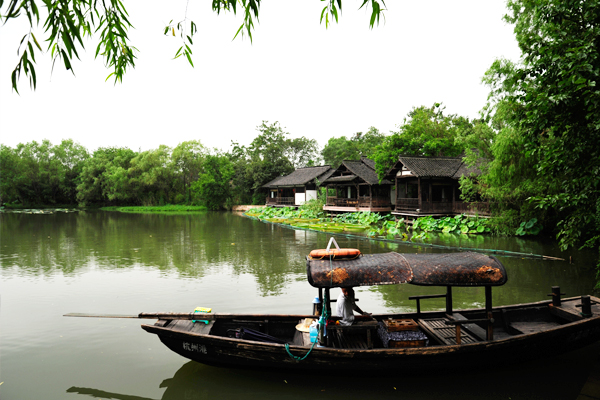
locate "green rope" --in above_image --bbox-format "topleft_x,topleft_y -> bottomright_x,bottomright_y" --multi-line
285,292 -> 330,361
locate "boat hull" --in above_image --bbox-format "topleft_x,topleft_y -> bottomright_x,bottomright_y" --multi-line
142,298 -> 600,373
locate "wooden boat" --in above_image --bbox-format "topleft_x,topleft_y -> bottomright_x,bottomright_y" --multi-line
133,250 -> 600,372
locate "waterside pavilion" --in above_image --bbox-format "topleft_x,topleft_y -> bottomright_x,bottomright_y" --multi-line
384,155 -> 490,217
321,157 -> 393,213
262,166 -> 334,207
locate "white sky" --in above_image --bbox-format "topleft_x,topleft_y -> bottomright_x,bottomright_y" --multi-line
0,1 -> 521,154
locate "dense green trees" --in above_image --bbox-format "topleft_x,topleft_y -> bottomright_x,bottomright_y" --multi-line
459,0 -> 600,257
1,122 -> 322,209
0,139 -> 89,205
76,147 -> 137,206
172,141 -> 206,203
192,153 -> 234,211
372,104 -> 472,179
230,121 -> 320,205
321,127 -> 384,168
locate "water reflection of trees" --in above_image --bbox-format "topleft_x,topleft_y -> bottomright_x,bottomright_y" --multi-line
1,212 -> 324,295
2,212 -> 597,299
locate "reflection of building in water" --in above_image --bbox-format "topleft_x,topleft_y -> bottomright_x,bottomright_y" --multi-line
294,228 -> 318,242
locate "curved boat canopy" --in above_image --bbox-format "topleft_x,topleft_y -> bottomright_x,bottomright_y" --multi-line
306,252 -> 507,288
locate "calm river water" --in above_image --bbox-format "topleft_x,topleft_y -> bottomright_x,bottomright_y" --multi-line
1,210 -> 599,400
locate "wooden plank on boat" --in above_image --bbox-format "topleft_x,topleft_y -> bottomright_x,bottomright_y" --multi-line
331,330 -> 368,349
450,313 -> 488,341
418,318 -> 478,345
510,321 -> 562,334
190,320 -> 215,334
549,303 -> 585,322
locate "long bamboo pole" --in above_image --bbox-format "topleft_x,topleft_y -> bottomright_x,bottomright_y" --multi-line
64,312 -> 321,320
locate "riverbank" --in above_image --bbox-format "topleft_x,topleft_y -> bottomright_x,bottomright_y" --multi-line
231,205 -> 266,212
100,205 -> 208,212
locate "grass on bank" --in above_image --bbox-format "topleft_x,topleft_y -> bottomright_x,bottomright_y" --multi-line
101,205 -> 208,213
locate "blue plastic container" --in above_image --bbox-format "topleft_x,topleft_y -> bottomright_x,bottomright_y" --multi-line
309,325 -> 318,343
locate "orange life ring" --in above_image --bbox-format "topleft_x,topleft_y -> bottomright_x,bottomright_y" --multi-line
308,248 -> 361,260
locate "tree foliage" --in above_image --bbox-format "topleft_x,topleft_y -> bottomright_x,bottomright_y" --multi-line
460,0 -> 600,258
1,0 -> 386,92
372,104 -> 470,179
0,124 -> 322,208
321,127 -> 383,167
76,146 -> 136,206
171,140 -> 206,203
0,139 -> 89,205
229,121 -> 318,204
192,153 -> 234,210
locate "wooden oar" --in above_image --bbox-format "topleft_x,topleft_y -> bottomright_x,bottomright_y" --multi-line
64,312 -> 322,320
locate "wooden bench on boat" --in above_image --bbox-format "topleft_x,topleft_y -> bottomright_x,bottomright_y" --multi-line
418,314 -> 489,345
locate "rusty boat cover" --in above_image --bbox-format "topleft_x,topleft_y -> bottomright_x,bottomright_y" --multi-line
306,251 -> 507,288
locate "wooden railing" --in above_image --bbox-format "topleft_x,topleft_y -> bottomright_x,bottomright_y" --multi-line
395,198 -> 419,211
267,197 -> 295,205
394,198 -> 491,215
326,197 -> 390,208
326,198 -> 359,207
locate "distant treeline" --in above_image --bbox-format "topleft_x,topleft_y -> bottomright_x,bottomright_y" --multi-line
0,110 -> 477,210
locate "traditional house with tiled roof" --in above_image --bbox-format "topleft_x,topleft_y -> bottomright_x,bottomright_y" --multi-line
384,155 -> 489,217
262,166 -> 335,207
321,156 -> 393,212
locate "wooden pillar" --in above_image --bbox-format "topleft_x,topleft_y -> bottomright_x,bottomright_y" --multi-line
446,286 -> 453,314
369,185 -> 373,207
485,286 -> 494,340
429,180 -> 433,211
551,286 -> 562,306
325,288 -> 332,317
452,185 -> 456,213
418,177 -> 422,210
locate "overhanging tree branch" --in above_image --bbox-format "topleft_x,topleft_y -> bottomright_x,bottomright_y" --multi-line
2,0 -> 386,92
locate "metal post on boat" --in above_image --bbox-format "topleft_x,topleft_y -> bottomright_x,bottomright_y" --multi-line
313,295 -> 322,315
580,295 -> 593,317
485,286 -> 493,313
549,286 -> 564,307
318,288 -> 323,314
446,286 -> 453,314
486,286 -> 494,341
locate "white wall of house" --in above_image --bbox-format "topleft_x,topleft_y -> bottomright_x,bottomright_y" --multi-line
295,192 -> 306,205
306,190 -> 318,202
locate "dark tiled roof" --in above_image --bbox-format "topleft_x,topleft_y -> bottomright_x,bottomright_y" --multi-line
452,162 -> 481,179
325,175 -> 358,183
262,175 -> 286,188
397,156 -> 463,178
385,156 -> 484,180
318,168 -> 336,183
360,156 -> 376,170
322,158 -> 392,185
262,166 -> 333,188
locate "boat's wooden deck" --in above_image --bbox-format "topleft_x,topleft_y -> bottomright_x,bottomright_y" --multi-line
158,319 -> 215,335
418,317 -> 479,345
